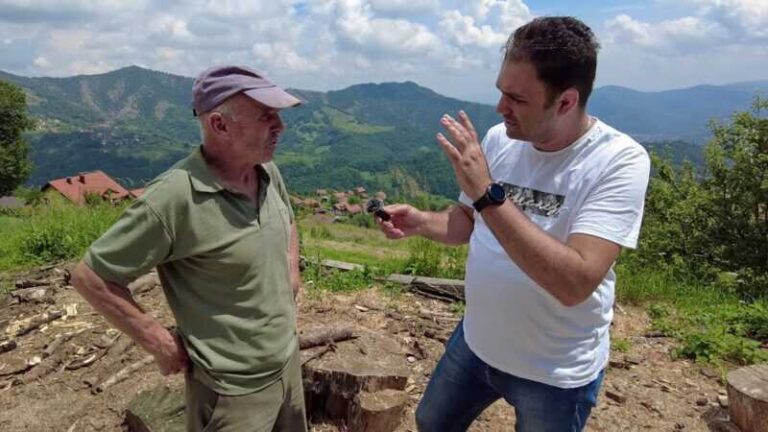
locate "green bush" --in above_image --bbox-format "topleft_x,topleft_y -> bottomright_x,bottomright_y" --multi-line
675,329 -> 768,365
21,227 -> 78,263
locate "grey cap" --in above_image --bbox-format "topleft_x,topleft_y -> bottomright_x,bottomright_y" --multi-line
191,65 -> 301,116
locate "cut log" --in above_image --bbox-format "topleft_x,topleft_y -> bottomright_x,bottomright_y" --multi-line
14,278 -> 56,289
10,287 -> 52,304
299,328 -> 356,350
127,273 -> 160,296
5,310 -> 64,338
348,389 -> 408,432
386,274 -> 465,302
727,364 -> 768,432
124,385 -> 186,432
385,274 -> 415,286
321,259 -> 365,272
94,355 -> 154,394
301,323 -> 409,432
300,256 -> 366,272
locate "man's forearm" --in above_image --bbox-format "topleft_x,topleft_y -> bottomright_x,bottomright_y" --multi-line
419,205 -> 474,246
71,261 -> 167,352
480,202 -> 615,306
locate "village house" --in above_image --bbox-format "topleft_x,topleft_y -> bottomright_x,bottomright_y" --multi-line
42,171 -> 137,205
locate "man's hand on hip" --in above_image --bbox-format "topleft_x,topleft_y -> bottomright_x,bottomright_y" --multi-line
146,325 -> 190,375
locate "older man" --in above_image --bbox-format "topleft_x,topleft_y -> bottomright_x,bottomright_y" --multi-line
71,66 -> 306,432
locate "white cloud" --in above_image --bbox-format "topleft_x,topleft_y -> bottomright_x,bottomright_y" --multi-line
332,0 -> 446,57
692,0 -> 768,39
439,10 -> 508,48
252,42 -> 319,72
604,0 -> 768,55
605,14 -> 728,53
32,56 -> 49,68
369,0 -> 438,16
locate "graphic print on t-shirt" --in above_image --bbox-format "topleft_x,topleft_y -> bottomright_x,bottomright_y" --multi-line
500,182 -> 564,217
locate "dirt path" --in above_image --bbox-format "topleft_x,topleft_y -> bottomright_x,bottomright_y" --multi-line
0,266 -> 734,431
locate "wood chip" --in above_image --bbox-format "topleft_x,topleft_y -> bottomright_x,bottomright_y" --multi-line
5,310 -> 64,338
93,356 -> 154,394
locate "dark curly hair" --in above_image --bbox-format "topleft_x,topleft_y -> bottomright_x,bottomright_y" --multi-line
504,17 -> 600,108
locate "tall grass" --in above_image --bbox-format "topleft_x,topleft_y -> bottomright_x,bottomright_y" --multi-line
0,197 -> 126,272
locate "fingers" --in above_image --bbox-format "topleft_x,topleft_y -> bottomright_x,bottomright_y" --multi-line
375,204 -> 414,239
458,110 -> 478,141
437,133 -> 461,164
441,114 -> 474,150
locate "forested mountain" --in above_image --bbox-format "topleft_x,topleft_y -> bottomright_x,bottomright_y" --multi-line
2,66 -> 757,197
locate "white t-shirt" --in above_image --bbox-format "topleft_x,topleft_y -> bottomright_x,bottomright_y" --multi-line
458,118 -> 650,389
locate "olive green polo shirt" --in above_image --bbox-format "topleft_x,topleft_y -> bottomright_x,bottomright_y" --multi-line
84,147 -> 297,395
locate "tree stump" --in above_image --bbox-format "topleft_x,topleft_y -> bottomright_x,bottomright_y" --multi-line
301,323 -> 410,432
727,364 -> 768,432
124,385 -> 185,432
348,389 -> 408,432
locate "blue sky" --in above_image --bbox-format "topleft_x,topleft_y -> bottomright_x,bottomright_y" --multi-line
0,0 -> 766,104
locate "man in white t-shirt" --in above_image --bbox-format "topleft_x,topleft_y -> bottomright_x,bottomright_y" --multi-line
377,17 -> 650,432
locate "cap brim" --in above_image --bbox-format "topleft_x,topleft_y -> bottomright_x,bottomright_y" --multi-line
243,87 -> 302,109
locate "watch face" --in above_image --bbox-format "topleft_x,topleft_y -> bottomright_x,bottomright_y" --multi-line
488,183 -> 506,203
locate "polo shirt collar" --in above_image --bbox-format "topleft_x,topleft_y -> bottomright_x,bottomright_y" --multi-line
186,146 -> 272,195
187,146 -> 226,193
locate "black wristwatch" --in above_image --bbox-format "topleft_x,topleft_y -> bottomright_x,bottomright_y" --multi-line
473,182 -> 506,213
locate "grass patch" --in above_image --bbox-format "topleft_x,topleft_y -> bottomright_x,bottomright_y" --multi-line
450,301 -> 465,317
616,263 -> 768,365
611,337 -> 631,353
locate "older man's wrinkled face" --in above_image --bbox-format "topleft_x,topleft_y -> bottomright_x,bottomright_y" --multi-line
225,96 -> 285,165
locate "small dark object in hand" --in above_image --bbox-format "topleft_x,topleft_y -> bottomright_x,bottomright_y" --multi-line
365,198 -> 391,221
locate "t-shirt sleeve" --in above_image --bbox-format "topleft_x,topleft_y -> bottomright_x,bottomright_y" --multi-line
83,199 -> 172,287
268,163 -> 295,223
569,146 -> 651,249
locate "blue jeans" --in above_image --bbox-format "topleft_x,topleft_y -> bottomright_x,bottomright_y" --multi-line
416,321 -> 604,432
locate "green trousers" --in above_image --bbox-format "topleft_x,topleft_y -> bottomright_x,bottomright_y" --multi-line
185,348 -> 307,432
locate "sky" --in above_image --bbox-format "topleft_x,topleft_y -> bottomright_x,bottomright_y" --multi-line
0,0 -> 766,104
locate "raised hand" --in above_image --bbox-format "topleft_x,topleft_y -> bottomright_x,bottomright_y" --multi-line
436,111 -> 492,201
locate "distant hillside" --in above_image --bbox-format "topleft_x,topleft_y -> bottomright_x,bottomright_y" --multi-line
589,82 -> 768,143
1,66 -> 762,196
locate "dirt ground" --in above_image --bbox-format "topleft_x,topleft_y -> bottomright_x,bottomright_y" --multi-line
0,264 -> 738,431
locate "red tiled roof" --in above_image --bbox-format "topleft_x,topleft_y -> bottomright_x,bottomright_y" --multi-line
43,171 -> 130,204
130,188 -> 145,198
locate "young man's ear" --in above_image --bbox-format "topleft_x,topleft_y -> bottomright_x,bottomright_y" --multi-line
557,88 -> 580,115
